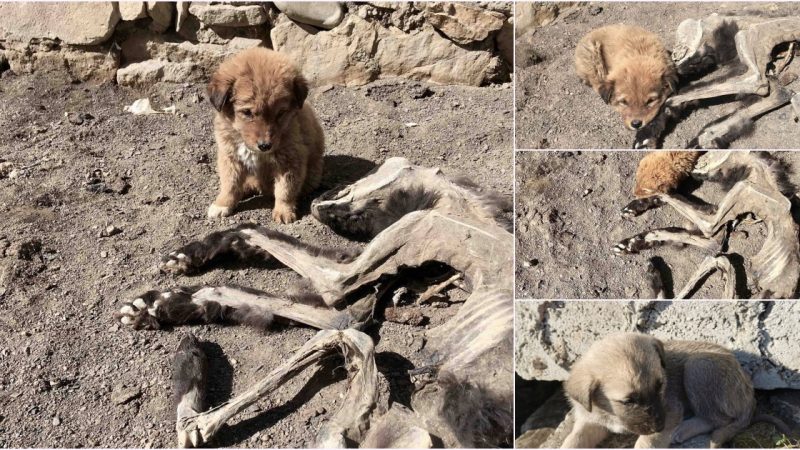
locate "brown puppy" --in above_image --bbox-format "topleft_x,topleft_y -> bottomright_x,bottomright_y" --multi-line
562,333 -> 759,448
575,24 -> 678,130
207,47 -> 324,223
634,151 -> 701,198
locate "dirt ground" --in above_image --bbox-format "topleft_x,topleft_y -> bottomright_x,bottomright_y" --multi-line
515,2 -> 800,149
0,68 -> 511,447
515,150 -> 800,299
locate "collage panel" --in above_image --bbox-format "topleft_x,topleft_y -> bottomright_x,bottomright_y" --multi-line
0,1 -> 513,448
515,150 -> 800,300
515,2 -> 800,150
515,300 -> 800,448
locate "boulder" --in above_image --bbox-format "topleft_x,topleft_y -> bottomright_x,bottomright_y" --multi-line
147,1 -> 174,33
116,59 -> 202,86
272,1 -> 345,30
188,3 -> 268,27
0,2 -> 120,45
117,37 -> 261,86
119,2 -> 147,21
515,301 -> 800,389
175,1 -> 190,32
177,15 -> 268,45
421,2 -> 505,45
270,14 -> 506,87
4,44 -> 118,82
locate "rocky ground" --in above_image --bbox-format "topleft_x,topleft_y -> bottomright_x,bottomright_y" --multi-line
514,151 -> 800,299
0,69 -> 511,447
515,2 -> 800,149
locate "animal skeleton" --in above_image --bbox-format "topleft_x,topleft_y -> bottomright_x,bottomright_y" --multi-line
634,14 -> 800,149
614,151 -> 800,299
115,157 -> 514,447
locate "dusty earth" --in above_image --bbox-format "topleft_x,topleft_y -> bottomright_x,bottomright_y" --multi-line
515,2 -> 800,149
0,67 -> 512,447
514,150 -> 800,299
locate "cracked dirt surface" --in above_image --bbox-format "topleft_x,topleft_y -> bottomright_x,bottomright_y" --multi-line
515,2 -> 800,149
514,151 -> 800,299
0,69 -> 511,447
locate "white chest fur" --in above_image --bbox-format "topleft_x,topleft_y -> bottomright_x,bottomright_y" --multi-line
236,143 -> 261,171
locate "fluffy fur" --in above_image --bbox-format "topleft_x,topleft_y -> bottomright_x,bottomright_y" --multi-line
562,333 -> 789,448
575,24 -> 678,130
206,47 -> 324,223
633,151 -> 702,198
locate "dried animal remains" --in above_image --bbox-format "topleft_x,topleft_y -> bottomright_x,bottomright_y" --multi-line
635,14 -> 800,149
614,151 -> 800,299
115,157 -> 514,447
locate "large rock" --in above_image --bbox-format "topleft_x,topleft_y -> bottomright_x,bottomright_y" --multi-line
177,15 -> 268,45
147,1 -> 174,33
117,37 -> 262,86
116,59 -> 201,86
270,14 -> 506,87
4,43 -> 118,82
515,301 -> 800,389
0,2 -> 120,45
188,3 -> 268,27
119,2 -> 147,21
421,2 -> 505,45
272,1 -> 345,30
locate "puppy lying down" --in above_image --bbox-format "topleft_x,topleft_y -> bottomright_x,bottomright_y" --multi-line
562,333 -> 791,448
575,25 -> 677,131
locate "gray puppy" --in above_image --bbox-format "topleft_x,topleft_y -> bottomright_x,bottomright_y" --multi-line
561,332 -> 782,448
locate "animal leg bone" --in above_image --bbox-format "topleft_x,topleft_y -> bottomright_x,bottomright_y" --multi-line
613,227 -> 722,255
675,254 -> 736,299
116,285 -> 359,330
690,84 -> 793,148
177,329 -> 378,448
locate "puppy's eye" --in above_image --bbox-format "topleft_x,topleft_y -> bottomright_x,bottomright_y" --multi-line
647,98 -> 659,107
240,109 -> 253,118
617,99 -> 628,106
621,398 -> 635,405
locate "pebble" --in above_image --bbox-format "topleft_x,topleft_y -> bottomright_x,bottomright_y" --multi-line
99,226 -> 122,238
52,416 -> 61,426
111,385 -> 142,405
100,251 -> 108,258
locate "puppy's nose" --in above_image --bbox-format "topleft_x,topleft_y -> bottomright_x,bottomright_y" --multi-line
631,120 -> 643,129
257,141 -> 272,151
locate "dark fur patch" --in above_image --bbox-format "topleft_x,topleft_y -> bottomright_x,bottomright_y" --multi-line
172,333 -> 208,413
438,373 -> 513,447
451,177 -> 513,232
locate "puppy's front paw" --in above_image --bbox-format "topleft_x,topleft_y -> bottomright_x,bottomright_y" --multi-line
207,204 -> 232,218
272,203 -> 297,224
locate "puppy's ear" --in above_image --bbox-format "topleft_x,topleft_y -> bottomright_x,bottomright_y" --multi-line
292,74 -> 309,109
565,367 -> 598,412
653,338 -> 666,369
207,69 -> 234,112
663,69 -> 679,95
599,80 -> 614,104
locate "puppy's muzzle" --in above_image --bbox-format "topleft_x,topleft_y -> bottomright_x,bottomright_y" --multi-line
257,140 -> 272,152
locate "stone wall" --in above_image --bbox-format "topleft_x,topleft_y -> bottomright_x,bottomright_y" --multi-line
516,301 -> 800,390
0,1 -> 512,87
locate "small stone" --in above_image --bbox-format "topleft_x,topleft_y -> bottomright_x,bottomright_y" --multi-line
589,6 -> 603,15
100,226 -> 122,238
52,416 -> 61,426
100,251 -> 108,258
111,385 -> 142,405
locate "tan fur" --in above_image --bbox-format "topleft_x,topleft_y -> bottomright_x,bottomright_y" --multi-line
575,24 -> 678,130
562,333 -> 757,449
634,151 -> 701,198
206,47 -> 324,223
